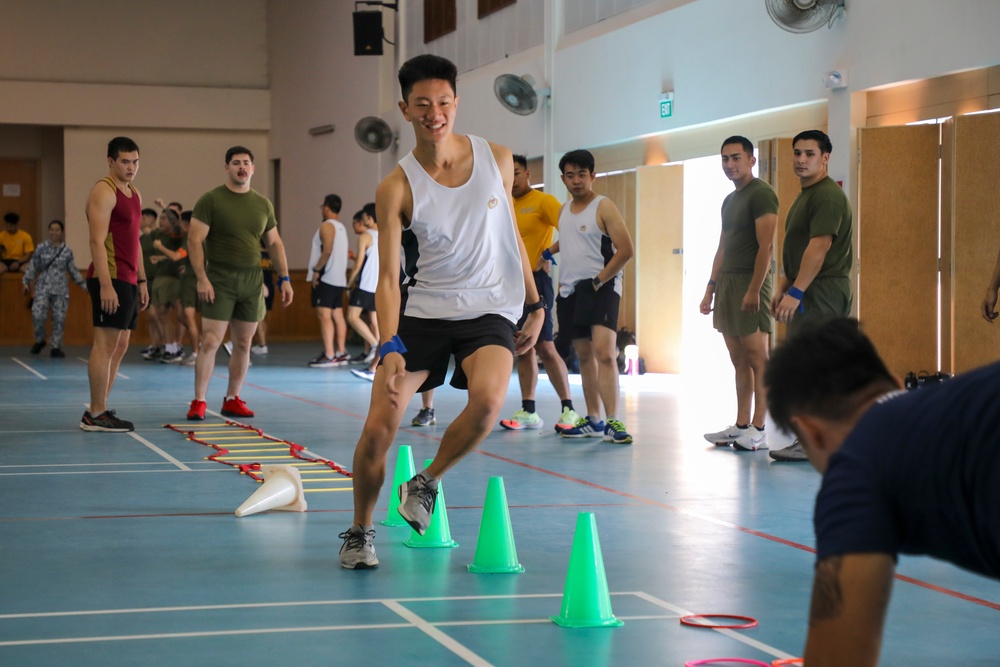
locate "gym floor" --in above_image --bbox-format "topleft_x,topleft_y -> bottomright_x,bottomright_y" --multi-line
1,343 -> 998,666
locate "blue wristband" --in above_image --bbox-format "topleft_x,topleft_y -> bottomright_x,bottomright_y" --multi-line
541,248 -> 557,265
379,335 -> 407,359
787,286 -> 804,300
276,275 -> 290,286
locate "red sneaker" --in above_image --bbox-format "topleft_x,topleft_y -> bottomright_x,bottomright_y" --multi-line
220,396 -> 254,418
187,399 -> 207,421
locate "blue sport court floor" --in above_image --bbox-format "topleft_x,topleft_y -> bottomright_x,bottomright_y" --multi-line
1,344 -> 999,666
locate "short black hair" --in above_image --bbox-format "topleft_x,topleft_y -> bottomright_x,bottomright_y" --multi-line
48,219 -> 64,231
141,208 -> 158,218
323,194 -> 342,214
559,149 -> 595,174
765,318 -> 896,434
180,211 -> 192,222
792,129 -> 833,155
721,135 -> 754,155
3,211 -> 20,225
398,54 -> 457,103
362,201 -> 376,222
107,136 -> 139,159
226,146 -> 254,164
352,209 -> 365,223
512,154 -> 528,170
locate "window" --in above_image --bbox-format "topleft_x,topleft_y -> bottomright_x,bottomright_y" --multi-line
478,0 -> 515,19
424,0 -> 456,43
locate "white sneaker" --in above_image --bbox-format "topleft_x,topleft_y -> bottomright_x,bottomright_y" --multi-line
351,368 -> 375,382
182,352 -> 198,367
732,426 -> 768,451
251,344 -> 269,355
703,424 -> 746,446
500,408 -> 543,430
223,341 -> 233,356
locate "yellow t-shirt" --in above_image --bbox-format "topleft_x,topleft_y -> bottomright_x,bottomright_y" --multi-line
514,188 -> 562,267
0,228 -> 34,261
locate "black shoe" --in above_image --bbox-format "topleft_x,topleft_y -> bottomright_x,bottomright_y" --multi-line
50,348 -> 65,358
80,410 -> 134,432
30,341 -> 45,355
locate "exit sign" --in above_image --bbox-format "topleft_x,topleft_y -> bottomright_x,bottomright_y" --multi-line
659,92 -> 674,119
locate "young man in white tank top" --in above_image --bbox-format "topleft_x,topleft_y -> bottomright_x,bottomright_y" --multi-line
306,194 -> 349,368
339,54 -> 545,569
347,204 -> 381,378
544,149 -> 635,444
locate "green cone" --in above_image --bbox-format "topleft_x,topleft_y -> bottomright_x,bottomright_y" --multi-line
550,512 -> 623,628
381,445 -> 415,527
403,459 -> 458,548
468,476 -> 524,573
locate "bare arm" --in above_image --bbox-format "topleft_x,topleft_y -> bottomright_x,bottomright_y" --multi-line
700,229 -> 726,315
188,218 -> 213,303
374,168 -> 407,399
311,223 -> 335,286
594,197 -> 635,285
262,226 -> 293,306
982,246 -> 1000,323
773,234 -> 833,323
803,554 -> 894,667
743,212 -> 777,313
346,232 -> 371,287
86,182 -> 120,313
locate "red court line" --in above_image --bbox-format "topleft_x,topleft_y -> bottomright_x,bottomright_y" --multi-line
240,378 -> 1000,612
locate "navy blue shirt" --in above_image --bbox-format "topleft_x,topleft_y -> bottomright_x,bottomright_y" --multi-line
814,362 -> 1000,578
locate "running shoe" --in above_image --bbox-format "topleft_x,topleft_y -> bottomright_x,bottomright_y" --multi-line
603,418 -> 633,445
182,352 -> 198,367
500,408 -> 543,430
703,424 -> 746,446
187,399 -> 206,421
141,346 -> 162,361
411,407 -> 436,426
352,347 -> 377,365
251,344 -> 269,355
308,354 -> 339,368
560,416 -> 606,438
50,348 -> 65,358
160,349 -> 184,364
30,341 -> 45,355
334,352 -> 351,366
223,341 -> 233,356
769,439 -> 808,462
733,426 -> 768,451
554,406 -> 582,433
339,525 -> 379,569
351,368 -> 375,382
220,396 -> 254,418
397,472 -> 439,535
80,410 -> 134,432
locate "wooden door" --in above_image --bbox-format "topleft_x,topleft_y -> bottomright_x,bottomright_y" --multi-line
0,159 -> 39,240
592,171 -> 637,332
857,125 -> 940,377
766,137 -> 798,345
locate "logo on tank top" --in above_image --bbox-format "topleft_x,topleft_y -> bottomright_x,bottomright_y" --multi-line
487,196 -> 499,209
579,225 -> 587,231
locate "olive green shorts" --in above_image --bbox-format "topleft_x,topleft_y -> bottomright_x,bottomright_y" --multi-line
787,275 -> 852,339
202,267 -> 264,323
712,271 -> 773,337
180,274 -> 199,310
151,275 -> 180,306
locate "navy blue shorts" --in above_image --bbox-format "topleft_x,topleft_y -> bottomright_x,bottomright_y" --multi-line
349,288 -> 376,312
312,282 -> 344,309
556,280 -> 620,340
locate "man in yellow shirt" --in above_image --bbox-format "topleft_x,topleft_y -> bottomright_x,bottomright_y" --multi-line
0,212 -> 35,274
500,155 -> 581,432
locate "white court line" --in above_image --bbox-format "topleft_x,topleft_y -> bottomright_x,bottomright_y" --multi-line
11,358 -> 46,380
383,600 -> 494,667
630,591 -> 796,661
0,468 -> 225,477
128,431 -> 191,471
75,356 -> 128,379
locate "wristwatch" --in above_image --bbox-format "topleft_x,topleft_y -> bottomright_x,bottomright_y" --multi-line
525,298 -> 546,313
592,276 -> 604,290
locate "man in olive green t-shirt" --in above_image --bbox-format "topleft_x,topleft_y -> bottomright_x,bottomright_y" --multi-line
701,136 -> 779,453
185,146 -> 294,421
769,129 -> 854,461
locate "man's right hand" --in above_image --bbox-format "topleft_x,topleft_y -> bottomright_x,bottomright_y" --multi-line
100,282 -> 119,314
197,277 -> 215,304
982,291 -> 999,323
699,291 -> 713,315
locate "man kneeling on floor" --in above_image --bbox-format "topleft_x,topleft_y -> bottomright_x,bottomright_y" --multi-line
765,317 -> 1000,667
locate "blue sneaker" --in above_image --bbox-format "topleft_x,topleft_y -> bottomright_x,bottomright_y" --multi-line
560,416 -> 605,438
603,419 -> 633,445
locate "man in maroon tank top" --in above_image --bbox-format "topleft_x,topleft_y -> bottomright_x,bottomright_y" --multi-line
81,136 -> 149,433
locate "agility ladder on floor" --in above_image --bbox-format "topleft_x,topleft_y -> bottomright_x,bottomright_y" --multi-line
164,419 -> 352,492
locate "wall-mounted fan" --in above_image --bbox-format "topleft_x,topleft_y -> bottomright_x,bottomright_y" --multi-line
494,74 -> 549,116
354,116 -> 395,152
765,0 -> 845,34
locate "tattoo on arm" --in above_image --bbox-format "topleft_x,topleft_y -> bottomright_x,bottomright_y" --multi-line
809,556 -> 844,624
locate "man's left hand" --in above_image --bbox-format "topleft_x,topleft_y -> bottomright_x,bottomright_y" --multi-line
280,280 -> 294,306
514,309 -> 544,355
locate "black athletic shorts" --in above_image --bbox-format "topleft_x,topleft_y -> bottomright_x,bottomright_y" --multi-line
349,288 -> 376,312
556,279 -> 620,340
312,282 -> 344,309
395,314 -> 516,392
516,269 -> 555,342
87,277 -> 140,330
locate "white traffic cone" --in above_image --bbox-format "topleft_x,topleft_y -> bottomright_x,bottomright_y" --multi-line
235,465 -> 308,517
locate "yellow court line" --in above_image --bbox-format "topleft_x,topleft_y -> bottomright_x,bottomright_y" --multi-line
303,488 -> 353,493
193,436 -> 270,441
297,469 -> 350,474
214,448 -> 290,454
217,456 -> 303,461
209,443 -> 286,448
301,478 -> 354,483
190,429 -> 244,433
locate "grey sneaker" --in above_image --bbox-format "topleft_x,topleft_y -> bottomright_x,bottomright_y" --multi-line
769,439 -> 808,461
704,424 -> 746,446
733,426 -> 768,451
339,525 -> 378,569
411,407 -> 436,426
397,472 -> 438,535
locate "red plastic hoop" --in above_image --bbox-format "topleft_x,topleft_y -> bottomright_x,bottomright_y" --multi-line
684,659 -> 770,667
772,660 -> 804,666
680,614 -> 759,629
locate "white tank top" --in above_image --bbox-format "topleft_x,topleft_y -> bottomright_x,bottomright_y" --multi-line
307,219 -> 348,287
557,194 -> 622,298
358,228 -> 379,293
398,135 -> 524,322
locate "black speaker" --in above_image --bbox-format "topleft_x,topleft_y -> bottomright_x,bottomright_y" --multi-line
353,11 -> 383,56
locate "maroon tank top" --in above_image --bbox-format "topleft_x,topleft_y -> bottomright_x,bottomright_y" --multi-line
87,177 -> 141,284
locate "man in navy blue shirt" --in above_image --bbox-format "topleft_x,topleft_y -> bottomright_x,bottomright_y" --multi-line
765,318 -> 1000,666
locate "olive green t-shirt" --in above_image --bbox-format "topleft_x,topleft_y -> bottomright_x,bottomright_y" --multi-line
193,185 -> 277,270
720,178 -> 779,273
140,231 -> 156,281
782,176 -> 853,281
157,231 -> 183,279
